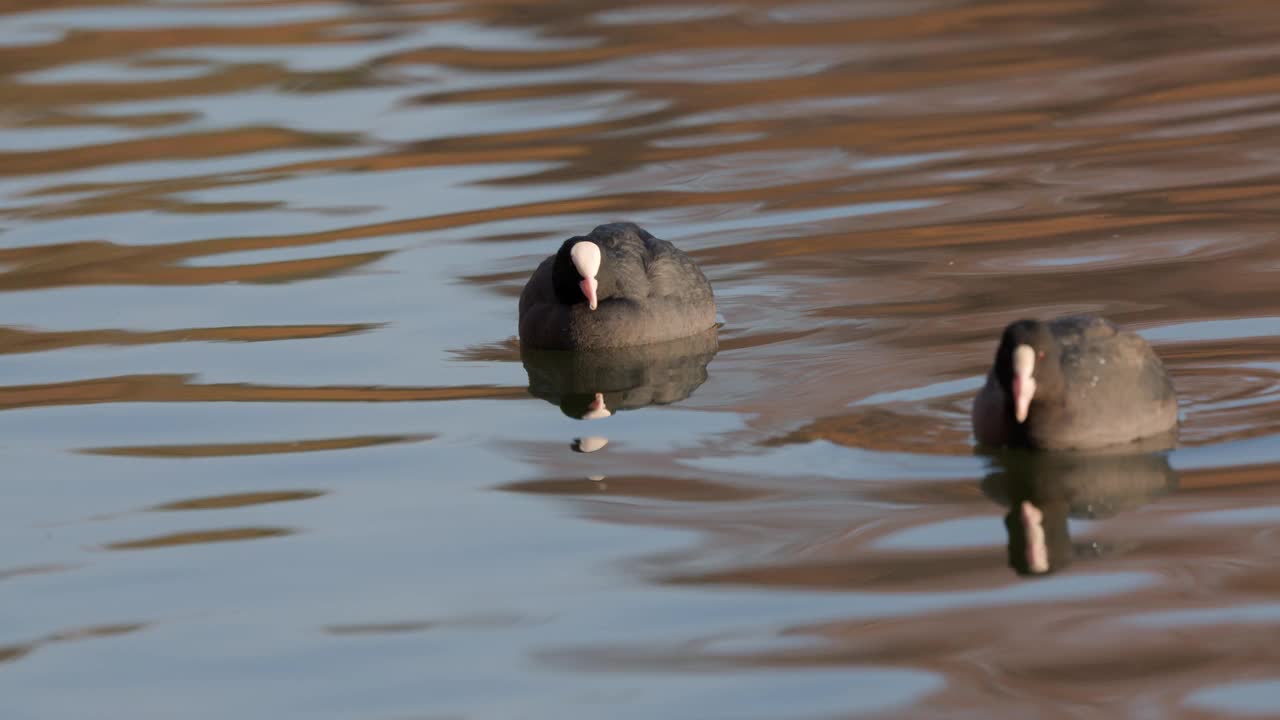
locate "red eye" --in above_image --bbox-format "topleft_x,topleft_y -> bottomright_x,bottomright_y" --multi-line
1037,351 -> 1045,359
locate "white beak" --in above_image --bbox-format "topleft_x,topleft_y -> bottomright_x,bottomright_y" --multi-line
571,242 -> 601,311
1012,344 -> 1036,423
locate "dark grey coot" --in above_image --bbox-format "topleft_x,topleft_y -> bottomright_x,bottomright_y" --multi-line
972,315 -> 1178,450
518,223 -> 716,350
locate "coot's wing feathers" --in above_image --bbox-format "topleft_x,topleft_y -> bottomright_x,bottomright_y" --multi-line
590,222 -> 714,303
1051,315 -> 1171,402
1037,314 -> 1177,448
1048,314 -> 1115,340
642,234 -> 715,304
1121,331 -> 1179,406
1049,315 -> 1117,378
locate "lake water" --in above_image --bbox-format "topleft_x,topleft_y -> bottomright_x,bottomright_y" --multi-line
4,1 -> 1280,717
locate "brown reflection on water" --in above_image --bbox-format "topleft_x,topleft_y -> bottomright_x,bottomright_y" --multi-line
1181,461 -> 1280,493
665,546 -> 1006,593
763,406 -> 973,456
0,374 -> 526,411
0,127 -> 347,178
0,323 -> 377,355
0,239 -> 392,289
150,491 -> 325,511
324,613 -> 526,637
85,434 -> 432,459
502,475 -> 771,504
0,622 -> 146,668
0,562 -> 79,583
105,527 -> 293,551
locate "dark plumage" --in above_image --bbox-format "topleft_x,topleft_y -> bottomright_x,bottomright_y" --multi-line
518,223 -> 716,350
972,315 -> 1178,450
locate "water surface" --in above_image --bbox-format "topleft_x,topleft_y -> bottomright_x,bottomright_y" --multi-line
5,0 -> 1280,717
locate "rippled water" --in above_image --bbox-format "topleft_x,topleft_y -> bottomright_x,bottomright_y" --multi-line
5,0 -> 1280,717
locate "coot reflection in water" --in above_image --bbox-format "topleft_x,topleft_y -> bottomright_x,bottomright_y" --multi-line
981,439 -> 1180,576
520,328 -> 719,420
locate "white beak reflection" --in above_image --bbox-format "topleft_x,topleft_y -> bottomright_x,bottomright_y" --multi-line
573,436 -> 608,453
